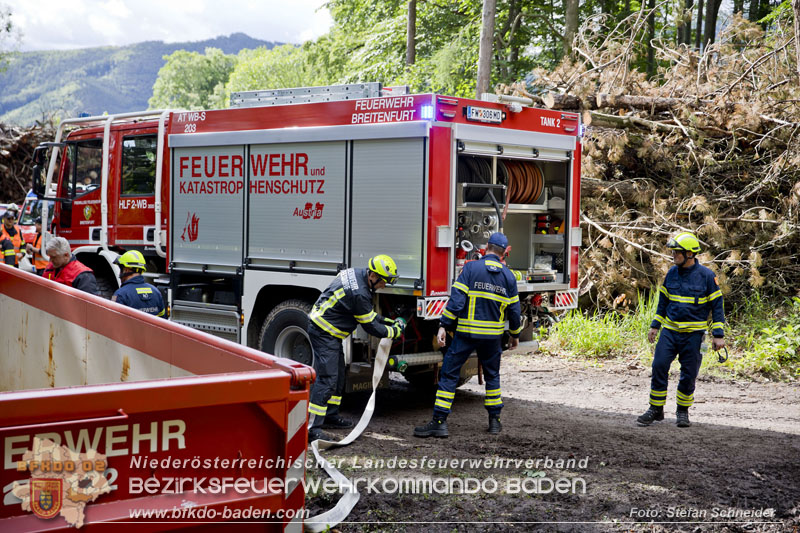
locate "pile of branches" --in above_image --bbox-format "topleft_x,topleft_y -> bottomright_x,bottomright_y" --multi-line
0,122 -> 53,205
502,15 -> 800,311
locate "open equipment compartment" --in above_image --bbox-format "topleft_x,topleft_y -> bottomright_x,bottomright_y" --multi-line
453,144 -> 571,285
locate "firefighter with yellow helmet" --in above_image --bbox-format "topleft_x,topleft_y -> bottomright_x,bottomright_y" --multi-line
306,255 -> 405,442
112,250 -> 165,317
638,232 -> 725,428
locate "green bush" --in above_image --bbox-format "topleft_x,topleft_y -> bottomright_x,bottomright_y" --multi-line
732,297 -> 800,379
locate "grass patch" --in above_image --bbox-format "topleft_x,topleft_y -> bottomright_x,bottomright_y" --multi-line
543,291 -> 656,360
541,289 -> 799,382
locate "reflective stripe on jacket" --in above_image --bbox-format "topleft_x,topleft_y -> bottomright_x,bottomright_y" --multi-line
439,254 -> 522,339
112,275 -> 165,316
309,268 -> 395,340
650,261 -> 725,337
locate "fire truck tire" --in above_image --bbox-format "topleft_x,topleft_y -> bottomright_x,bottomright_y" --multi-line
258,299 -> 314,366
95,277 -> 116,300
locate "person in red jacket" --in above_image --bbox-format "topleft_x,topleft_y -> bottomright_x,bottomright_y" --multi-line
43,237 -> 98,295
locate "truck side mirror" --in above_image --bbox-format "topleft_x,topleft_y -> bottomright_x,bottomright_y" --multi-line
32,164 -> 44,197
31,143 -> 66,199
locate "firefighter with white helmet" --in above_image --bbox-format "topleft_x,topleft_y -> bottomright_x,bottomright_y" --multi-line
307,254 -> 405,442
112,250 -> 165,317
637,232 -> 726,428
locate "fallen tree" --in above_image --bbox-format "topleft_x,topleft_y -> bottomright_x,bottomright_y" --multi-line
502,15 -> 800,310
0,123 -> 53,204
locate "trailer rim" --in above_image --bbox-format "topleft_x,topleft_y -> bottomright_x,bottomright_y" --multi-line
274,325 -> 314,366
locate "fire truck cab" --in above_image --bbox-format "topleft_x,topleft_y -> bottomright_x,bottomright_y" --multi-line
33,83 -> 582,391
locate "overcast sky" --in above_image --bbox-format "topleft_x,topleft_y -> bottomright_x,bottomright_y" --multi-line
5,0 -> 334,51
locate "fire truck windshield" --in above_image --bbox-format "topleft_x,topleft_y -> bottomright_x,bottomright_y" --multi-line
65,139 -> 103,197
19,197 -> 55,226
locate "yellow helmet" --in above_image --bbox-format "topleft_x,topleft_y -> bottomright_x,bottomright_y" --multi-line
666,232 -> 701,254
115,250 -> 147,271
368,254 -> 398,285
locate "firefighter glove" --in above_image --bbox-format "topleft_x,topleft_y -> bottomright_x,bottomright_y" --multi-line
390,320 -> 406,338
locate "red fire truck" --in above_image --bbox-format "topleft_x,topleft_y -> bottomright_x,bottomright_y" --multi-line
33,83 -> 582,391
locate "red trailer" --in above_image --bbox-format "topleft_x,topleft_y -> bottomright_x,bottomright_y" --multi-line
31,83 -> 582,391
0,264 -> 313,531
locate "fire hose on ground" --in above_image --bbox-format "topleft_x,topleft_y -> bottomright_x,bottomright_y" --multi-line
303,337 -> 392,532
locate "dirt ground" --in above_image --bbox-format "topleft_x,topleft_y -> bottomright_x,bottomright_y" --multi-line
306,348 -> 800,532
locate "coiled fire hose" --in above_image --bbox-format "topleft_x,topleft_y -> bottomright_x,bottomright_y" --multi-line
303,337 -> 392,532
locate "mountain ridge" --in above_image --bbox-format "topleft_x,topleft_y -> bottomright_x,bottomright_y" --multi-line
0,32 -> 278,126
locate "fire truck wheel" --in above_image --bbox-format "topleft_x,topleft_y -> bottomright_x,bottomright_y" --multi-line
258,299 -> 314,366
95,277 -> 116,300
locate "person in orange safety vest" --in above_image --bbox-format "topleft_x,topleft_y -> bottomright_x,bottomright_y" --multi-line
26,217 -> 49,275
0,209 -> 24,267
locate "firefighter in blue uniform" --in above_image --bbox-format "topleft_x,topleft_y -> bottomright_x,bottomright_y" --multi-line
414,232 -> 522,438
637,232 -> 725,428
307,255 -> 406,442
112,250 -> 165,317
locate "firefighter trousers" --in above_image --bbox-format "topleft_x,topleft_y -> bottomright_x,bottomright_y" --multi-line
307,322 -> 346,429
650,328 -> 704,409
433,334 -> 503,420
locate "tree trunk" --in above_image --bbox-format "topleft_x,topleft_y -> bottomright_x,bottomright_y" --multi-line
508,9 -> 521,65
681,0 -> 693,44
544,92 -> 588,109
406,0 -> 417,66
496,0 -> 519,80
595,93 -> 710,111
476,0 -> 497,98
695,0 -> 704,50
551,0 -> 560,52
677,9 -> 686,45
794,0 -> 800,79
748,0 -> 761,22
704,0 -> 722,46
646,0 -> 656,77
583,110 -> 685,134
563,0 -> 580,58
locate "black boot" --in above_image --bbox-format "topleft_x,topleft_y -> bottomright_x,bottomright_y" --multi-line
322,414 -> 354,429
488,414 -> 502,434
636,406 -> 664,426
676,408 -> 691,428
308,427 -> 333,443
414,418 -> 448,438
